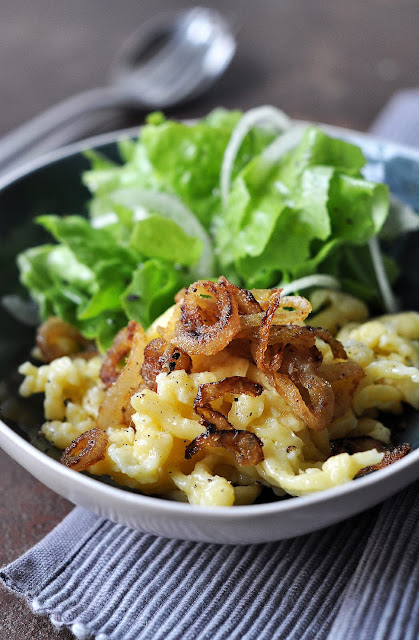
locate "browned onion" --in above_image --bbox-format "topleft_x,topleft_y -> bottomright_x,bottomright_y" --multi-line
97,321 -> 146,430
273,368 -> 335,431
194,376 -> 262,429
355,443 -> 411,478
185,376 -> 265,465
309,327 -> 348,360
61,427 -> 108,471
240,291 -> 312,329
320,360 -> 365,419
253,293 -> 289,373
220,278 -> 262,315
330,436 -> 388,456
185,425 -> 264,466
174,287 -> 187,303
170,278 -> 241,355
100,320 -> 140,387
194,376 -> 263,413
36,316 -> 94,362
248,313 -> 357,430
141,338 -> 192,392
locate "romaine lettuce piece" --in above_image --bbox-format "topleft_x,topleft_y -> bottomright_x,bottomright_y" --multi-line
121,259 -> 186,328
215,126 -> 390,296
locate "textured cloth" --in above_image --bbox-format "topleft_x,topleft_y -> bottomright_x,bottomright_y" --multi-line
1,484 -> 418,640
2,92 -> 419,639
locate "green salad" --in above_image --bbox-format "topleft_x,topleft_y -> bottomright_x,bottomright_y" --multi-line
16,106 -> 416,350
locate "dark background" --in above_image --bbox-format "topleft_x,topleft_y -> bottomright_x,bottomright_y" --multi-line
1,1 -> 418,637
1,0 -> 418,136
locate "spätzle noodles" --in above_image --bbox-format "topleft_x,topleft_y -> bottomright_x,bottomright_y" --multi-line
18,297 -> 419,506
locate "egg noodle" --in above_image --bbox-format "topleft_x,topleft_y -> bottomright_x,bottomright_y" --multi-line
18,286 -> 419,507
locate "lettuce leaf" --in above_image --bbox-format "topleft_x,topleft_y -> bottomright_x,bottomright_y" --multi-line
140,110 -> 275,227
215,126 -> 390,292
17,212 -> 202,349
121,259 -> 187,328
15,109 -> 402,350
129,214 -> 202,266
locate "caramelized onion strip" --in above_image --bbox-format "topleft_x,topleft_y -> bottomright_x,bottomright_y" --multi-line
61,427 -> 108,471
100,320 -> 139,387
185,426 -> 264,466
320,360 -> 365,419
194,376 -> 263,413
330,436 -> 387,456
253,294 -> 290,373
194,376 -> 263,429
141,338 -> 192,392
240,292 -> 312,329
330,435 -> 411,477
219,277 -> 262,315
310,327 -> 348,360
355,443 -> 411,478
186,376 -> 265,465
36,316 -> 94,362
170,278 -> 241,355
97,322 -> 146,429
273,369 -> 335,431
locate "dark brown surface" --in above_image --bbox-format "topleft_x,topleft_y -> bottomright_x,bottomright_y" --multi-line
0,0 -> 418,637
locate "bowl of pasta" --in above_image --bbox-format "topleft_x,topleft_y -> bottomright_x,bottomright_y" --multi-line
0,107 -> 418,544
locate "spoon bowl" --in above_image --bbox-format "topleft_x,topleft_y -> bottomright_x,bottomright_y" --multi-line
111,7 -> 236,107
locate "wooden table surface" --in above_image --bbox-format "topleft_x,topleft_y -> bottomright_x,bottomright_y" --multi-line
0,0 -> 418,637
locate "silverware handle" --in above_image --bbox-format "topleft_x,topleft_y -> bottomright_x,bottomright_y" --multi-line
0,85 -> 136,172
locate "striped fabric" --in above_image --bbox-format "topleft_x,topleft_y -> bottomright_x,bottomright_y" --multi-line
2,92 -> 419,639
1,482 -> 418,640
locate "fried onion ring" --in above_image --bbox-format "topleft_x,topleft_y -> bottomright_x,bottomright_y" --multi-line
170,278 -> 241,355
141,338 -> 192,392
61,427 -> 108,471
194,376 -> 263,429
185,425 -> 264,466
220,277 -> 262,315
185,376 -> 265,465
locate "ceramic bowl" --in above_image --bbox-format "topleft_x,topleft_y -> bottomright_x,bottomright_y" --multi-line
0,125 -> 418,544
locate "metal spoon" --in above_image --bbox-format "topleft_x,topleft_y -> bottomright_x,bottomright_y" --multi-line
0,7 -> 236,172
